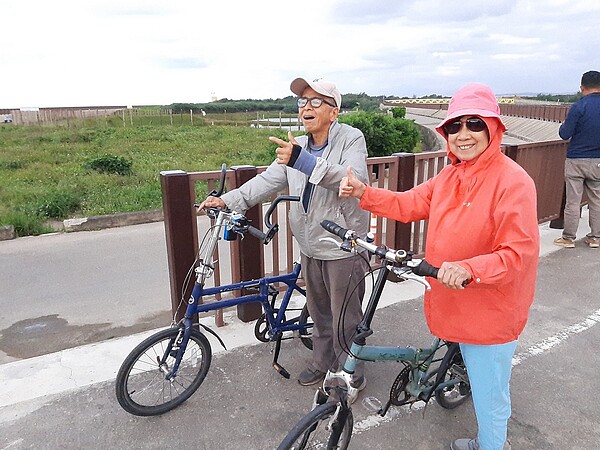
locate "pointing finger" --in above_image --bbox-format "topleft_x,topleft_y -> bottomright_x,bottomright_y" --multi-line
287,131 -> 298,145
269,136 -> 286,145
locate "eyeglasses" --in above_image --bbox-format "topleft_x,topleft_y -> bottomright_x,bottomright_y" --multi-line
443,117 -> 488,135
297,97 -> 337,108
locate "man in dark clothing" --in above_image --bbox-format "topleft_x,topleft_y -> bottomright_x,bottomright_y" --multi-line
554,70 -> 600,249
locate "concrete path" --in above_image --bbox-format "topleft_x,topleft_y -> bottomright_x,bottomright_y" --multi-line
1,208 -> 598,449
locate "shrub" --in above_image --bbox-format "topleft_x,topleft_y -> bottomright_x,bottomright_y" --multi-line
339,111 -> 420,157
32,190 -> 82,219
390,107 -> 406,119
2,212 -> 53,237
84,155 -> 133,175
0,161 -> 25,170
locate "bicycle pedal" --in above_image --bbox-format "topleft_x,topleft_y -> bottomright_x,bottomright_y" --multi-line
451,364 -> 469,382
273,363 -> 290,379
361,396 -> 382,412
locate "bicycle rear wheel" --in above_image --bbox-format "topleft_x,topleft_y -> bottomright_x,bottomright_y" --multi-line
277,401 -> 353,450
434,343 -> 471,409
115,327 -> 212,416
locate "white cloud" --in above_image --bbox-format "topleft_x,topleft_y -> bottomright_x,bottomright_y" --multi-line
0,0 -> 597,107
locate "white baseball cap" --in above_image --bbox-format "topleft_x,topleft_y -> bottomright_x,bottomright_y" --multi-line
290,77 -> 341,108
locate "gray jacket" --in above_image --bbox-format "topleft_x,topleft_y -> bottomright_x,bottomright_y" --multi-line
221,120 -> 370,260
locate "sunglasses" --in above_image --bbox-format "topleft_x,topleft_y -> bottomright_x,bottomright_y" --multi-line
297,97 -> 337,108
443,117 -> 487,135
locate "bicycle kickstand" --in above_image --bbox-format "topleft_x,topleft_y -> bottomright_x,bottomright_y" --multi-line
271,331 -> 291,379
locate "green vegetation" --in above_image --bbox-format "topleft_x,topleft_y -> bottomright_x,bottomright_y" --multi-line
522,93 -> 580,103
339,111 -> 420,158
0,104 -> 420,237
170,92 -> 386,115
0,122 -> 288,236
84,155 -> 133,176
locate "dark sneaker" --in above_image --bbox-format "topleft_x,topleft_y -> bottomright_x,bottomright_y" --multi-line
450,438 -> 511,450
347,376 -> 366,404
553,237 -> 575,248
584,236 -> 599,248
298,367 -> 326,386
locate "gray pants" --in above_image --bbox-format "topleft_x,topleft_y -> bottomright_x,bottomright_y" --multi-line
301,253 -> 368,379
563,158 -> 600,239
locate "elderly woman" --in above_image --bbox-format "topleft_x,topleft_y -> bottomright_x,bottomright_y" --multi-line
339,83 -> 540,450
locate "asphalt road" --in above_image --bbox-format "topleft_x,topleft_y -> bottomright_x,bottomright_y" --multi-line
1,217 -> 599,449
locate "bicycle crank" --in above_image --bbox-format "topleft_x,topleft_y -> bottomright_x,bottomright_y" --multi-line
390,363 -> 412,406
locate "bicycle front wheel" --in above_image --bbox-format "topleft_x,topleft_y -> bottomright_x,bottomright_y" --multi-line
434,343 -> 471,409
115,327 -> 212,416
278,402 -> 353,450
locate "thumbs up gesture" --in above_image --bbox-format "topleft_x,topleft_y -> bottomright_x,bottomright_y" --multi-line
339,166 -> 367,199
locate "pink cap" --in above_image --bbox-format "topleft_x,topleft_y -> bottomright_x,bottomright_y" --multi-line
436,83 -> 506,135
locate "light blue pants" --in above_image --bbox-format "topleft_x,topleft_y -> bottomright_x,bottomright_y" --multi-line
459,340 -> 518,450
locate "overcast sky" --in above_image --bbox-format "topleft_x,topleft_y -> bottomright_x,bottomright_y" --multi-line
1,0 -> 598,108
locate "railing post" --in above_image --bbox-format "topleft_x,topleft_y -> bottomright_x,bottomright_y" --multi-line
502,144 -> 518,163
230,165 -> 264,322
390,153 -> 416,251
160,170 -> 199,323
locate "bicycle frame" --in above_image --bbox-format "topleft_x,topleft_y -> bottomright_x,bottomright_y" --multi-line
116,170 -> 314,416
323,260 -> 462,410
277,221 -> 472,449
167,206 -> 308,380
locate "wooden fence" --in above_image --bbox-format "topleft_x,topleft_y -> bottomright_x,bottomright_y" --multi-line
161,140 -> 568,324
400,102 -> 569,123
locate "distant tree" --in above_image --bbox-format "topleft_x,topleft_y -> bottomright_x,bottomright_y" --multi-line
522,93 -> 581,103
341,93 -> 382,111
338,111 -> 420,157
390,107 -> 406,118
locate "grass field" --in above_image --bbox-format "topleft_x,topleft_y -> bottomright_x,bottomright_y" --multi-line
0,119 -> 290,236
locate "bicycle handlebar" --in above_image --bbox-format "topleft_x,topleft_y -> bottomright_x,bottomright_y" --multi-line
262,195 -> 300,244
246,224 -> 267,241
411,259 -> 439,279
320,220 -> 411,264
202,164 -> 301,245
320,219 -> 440,279
207,163 -> 227,198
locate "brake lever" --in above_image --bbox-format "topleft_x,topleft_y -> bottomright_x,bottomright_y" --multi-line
390,266 -> 432,291
319,237 -> 355,253
320,237 -> 341,246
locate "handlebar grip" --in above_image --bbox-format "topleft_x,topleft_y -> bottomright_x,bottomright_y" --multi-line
208,163 -> 227,197
247,225 -> 267,242
413,260 -> 470,287
320,220 -> 349,239
412,260 -> 439,278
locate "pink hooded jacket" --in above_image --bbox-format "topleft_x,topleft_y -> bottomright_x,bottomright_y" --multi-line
359,83 -> 540,344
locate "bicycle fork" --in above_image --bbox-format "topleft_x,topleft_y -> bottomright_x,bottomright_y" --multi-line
162,327 -> 188,381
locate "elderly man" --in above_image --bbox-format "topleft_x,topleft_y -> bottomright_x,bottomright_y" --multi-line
200,77 -> 370,399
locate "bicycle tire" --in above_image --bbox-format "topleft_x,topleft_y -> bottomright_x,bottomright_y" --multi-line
434,343 -> 471,409
115,327 -> 212,416
277,401 -> 353,450
299,304 -> 313,350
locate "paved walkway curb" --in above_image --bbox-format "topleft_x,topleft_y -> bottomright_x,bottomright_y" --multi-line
62,209 -> 164,232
